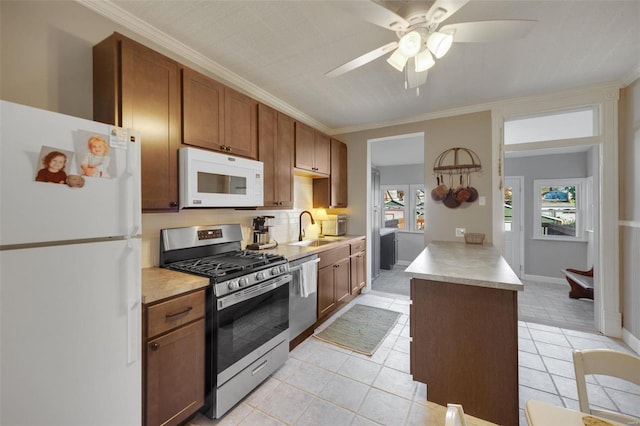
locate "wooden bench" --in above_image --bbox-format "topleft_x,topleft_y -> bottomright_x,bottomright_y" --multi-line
562,267 -> 594,300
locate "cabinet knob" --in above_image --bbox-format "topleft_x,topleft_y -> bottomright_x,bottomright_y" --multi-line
220,145 -> 226,150
169,201 -> 178,208
226,146 -> 232,152
150,342 -> 160,352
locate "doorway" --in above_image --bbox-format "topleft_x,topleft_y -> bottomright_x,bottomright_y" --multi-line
503,176 -> 523,277
367,133 -> 424,297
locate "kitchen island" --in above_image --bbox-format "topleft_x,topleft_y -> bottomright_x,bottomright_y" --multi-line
405,241 -> 523,426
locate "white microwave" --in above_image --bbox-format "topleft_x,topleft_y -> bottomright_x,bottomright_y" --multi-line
179,147 -> 264,208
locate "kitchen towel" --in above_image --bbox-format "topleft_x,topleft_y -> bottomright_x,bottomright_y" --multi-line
299,260 -> 318,297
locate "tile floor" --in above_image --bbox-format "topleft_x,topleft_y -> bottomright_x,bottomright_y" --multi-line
189,291 -> 639,426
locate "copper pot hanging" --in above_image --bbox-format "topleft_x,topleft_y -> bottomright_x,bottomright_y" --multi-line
466,172 -> 479,202
431,176 -> 448,201
454,174 -> 471,203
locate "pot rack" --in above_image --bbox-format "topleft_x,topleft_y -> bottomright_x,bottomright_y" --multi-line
432,147 -> 482,176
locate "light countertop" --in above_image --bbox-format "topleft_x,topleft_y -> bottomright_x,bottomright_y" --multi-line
142,235 -> 365,304
257,234 -> 365,261
142,267 -> 209,304
405,241 -> 523,291
380,227 -> 398,236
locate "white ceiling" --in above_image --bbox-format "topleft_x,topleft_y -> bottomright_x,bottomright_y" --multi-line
85,1 -> 639,134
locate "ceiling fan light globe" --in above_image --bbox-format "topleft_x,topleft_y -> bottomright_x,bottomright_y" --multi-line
386,48 -> 408,72
398,31 -> 422,57
427,32 -> 453,58
415,49 -> 435,72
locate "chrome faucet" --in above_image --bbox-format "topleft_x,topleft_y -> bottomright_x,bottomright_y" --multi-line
298,210 -> 315,241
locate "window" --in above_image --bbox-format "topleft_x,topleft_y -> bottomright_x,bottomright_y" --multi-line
382,184 -> 425,232
533,178 -> 587,241
504,107 -> 597,145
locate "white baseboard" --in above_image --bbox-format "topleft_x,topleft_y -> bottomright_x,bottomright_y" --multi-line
395,260 -> 411,267
521,274 -> 566,285
622,328 -> 640,355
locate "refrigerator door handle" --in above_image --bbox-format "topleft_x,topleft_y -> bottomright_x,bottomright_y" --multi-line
124,130 -> 142,237
125,239 -> 141,365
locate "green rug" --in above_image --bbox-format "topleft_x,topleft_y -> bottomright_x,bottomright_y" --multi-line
313,304 -> 401,356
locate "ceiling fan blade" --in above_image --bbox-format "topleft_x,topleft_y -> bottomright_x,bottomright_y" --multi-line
425,0 -> 470,25
337,1 -> 410,31
326,41 -> 398,77
441,20 -> 537,43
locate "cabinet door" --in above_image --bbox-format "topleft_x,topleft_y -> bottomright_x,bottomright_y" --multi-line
120,37 -> 181,211
314,131 -> 331,175
350,251 -> 366,293
146,319 -> 204,426
258,104 -> 277,207
317,265 -> 335,319
275,112 -> 294,208
295,122 -> 315,172
182,67 -> 224,152
330,139 -> 348,207
334,257 -> 351,303
224,87 -> 258,159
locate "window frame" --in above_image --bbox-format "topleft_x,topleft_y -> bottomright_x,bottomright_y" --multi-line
532,178 -> 587,242
381,184 -> 425,233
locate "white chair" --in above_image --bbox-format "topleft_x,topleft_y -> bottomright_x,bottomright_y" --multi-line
445,403 -> 467,426
573,348 -> 640,424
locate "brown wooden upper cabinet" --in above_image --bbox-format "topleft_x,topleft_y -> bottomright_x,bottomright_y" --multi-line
182,68 -> 258,159
295,122 -> 330,175
258,104 -> 294,208
93,32 -> 180,212
313,138 -> 348,208
182,67 -> 224,152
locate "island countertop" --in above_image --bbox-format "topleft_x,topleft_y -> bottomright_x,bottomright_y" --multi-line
405,241 -> 523,291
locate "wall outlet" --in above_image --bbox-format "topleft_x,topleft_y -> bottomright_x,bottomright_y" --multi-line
479,196 -> 486,206
455,228 -> 466,237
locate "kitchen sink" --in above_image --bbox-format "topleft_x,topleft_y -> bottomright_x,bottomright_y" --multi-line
287,239 -> 334,247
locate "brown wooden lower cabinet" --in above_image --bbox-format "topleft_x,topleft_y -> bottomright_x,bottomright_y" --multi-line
317,243 -> 355,322
144,290 -> 205,426
410,278 -> 519,426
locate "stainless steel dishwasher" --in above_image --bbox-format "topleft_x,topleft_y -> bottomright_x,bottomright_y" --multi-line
288,254 -> 319,342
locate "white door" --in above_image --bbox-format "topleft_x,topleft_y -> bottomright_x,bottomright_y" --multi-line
504,176 -> 524,277
0,239 -> 141,426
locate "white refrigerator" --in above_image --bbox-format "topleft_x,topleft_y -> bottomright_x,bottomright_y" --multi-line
0,101 -> 142,425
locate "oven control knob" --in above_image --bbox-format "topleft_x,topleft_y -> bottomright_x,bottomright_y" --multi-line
270,267 -> 280,276
227,281 -> 239,291
280,265 -> 287,273
238,278 -> 249,287
256,272 -> 265,280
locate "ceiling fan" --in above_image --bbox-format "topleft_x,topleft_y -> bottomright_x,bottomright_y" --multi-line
326,0 -> 537,94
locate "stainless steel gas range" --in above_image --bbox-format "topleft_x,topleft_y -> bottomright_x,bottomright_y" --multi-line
159,224 -> 290,419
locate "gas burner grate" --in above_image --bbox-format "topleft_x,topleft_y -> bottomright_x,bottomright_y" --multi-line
166,251 -> 286,279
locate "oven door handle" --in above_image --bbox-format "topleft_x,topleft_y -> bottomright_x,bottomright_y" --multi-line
217,274 -> 292,311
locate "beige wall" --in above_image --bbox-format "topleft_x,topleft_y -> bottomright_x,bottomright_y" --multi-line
337,111 -> 493,244
619,78 -> 640,340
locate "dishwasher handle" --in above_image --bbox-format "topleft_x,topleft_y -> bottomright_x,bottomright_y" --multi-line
289,257 -> 320,273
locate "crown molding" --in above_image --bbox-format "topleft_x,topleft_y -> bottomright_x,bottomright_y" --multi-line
621,63 -> 640,87
76,0 -> 331,134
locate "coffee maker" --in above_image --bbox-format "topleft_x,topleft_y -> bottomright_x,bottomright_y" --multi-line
247,216 -> 276,250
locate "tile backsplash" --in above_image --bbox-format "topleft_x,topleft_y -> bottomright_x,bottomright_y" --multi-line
141,175 -> 322,268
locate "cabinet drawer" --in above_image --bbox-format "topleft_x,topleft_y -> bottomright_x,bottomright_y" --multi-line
318,245 -> 350,269
350,239 -> 365,254
147,290 -> 205,338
